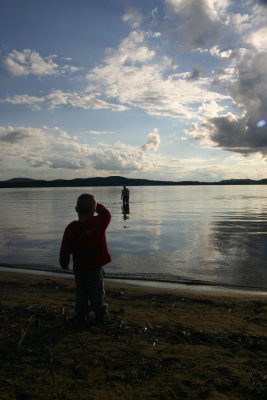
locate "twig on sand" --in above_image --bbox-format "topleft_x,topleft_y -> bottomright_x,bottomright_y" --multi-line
17,316 -> 33,351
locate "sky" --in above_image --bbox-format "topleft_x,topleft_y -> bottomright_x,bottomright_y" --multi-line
1,0 -> 267,182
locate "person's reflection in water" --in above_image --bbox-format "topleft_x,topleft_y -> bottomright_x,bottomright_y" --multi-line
122,204 -> 130,220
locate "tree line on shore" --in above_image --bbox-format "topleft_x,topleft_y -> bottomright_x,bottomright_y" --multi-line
1,176 -> 267,188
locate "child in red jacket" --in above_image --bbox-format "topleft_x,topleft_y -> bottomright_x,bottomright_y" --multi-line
60,193 -> 111,324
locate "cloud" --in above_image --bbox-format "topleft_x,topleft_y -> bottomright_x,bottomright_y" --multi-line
86,31 -> 226,119
188,49 -> 267,156
0,126 -> 46,144
0,127 -> 30,143
141,128 -> 160,151
164,0 -> 230,49
90,148 -> 144,172
104,31 -> 155,64
209,115 -> 267,153
90,132 -> 161,173
228,51 -> 267,121
0,126 -> 90,172
28,157 -> 86,170
1,90 -> 128,112
244,27 -> 267,51
4,49 -> 59,76
1,94 -> 45,111
257,0 -> 267,6
3,49 -> 81,77
82,130 -> 115,136
0,125 -> 162,176
4,32 -> 226,120
122,8 -> 143,28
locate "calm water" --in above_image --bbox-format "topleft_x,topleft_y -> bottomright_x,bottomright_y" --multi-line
1,185 -> 267,290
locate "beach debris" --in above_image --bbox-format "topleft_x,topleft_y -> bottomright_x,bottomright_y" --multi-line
140,326 -> 148,334
146,320 -> 153,329
17,316 -> 33,351
17,327 -> 28,351
48,347 -> 56,385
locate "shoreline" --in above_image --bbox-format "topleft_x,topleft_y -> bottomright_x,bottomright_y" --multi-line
1,270 -> 266,399
1,264 -> 267,298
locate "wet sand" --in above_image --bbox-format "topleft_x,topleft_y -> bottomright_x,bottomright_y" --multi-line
1,271 -> 267,399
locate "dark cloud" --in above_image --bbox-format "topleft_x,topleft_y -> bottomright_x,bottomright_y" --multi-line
186,67 -> 202,81
228,52 -> 267,120
198,50 -> 267,155
0,129 -> 29,143
257,0 -> 267,6
164,0 -> 229,49
209,115 -> 267,154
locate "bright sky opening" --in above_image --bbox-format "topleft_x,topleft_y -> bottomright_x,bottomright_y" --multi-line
1,0 -> 267,182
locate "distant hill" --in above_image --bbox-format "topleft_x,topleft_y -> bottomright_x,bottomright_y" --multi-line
0,176 -> 267,188
0,176 -> 178,188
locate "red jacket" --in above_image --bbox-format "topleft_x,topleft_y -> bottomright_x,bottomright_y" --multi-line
59,203 -> 111,272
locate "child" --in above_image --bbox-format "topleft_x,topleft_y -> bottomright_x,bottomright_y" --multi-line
59,193 -> 112,324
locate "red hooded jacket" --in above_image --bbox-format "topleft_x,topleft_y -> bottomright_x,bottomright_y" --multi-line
59,203 -> 111,272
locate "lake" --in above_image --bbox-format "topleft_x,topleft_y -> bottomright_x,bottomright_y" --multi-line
0,185 -> 267,290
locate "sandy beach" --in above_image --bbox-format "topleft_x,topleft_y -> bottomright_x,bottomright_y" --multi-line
1,270 -> 266,399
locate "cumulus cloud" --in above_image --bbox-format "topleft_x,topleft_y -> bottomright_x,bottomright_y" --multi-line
4,49 -> 59,76
188,50 -> 267,156
141,128 -> 160,151
0,126 -> 90,172
244,27 -> 267,51
209,115 -> 267,153
90,148 -> 144,172
90,131 -> 161,173
164,0 -> 230,49
228,52 -> 267,120
104,31 -> 155,64
3,49 -> 80,77
0,125 -> 162,176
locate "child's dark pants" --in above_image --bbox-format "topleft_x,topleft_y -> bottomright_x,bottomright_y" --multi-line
74,267 -> 108,320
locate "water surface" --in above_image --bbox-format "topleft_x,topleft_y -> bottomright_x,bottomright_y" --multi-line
1,185 -> 267,290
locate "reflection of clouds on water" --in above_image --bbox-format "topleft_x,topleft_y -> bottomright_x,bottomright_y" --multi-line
210,212 -> 267,288
111,186 -> 267,288
0,188 -> 69,265
1,185 -> 267,289
120,196 -> 163,251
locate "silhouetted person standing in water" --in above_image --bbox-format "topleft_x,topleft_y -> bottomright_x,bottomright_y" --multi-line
121,185 -> 130,207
